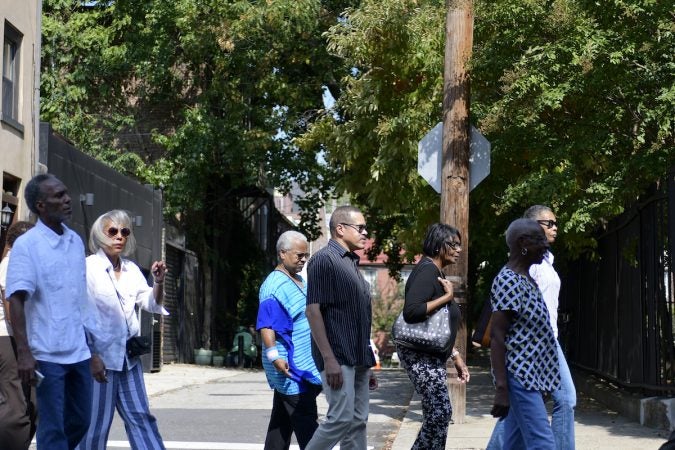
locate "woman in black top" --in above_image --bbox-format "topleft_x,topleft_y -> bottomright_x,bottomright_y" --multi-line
396,223 -> 470,450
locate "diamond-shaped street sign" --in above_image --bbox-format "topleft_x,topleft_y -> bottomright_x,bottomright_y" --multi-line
417,122 -> 491,193
417,122 -> 444,193
469,126 -> 491,191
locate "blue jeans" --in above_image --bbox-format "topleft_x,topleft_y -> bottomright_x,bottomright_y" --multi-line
551,342 -> 576,449
503,371 -> 554,449
487,342 -> 576,450
36,359 -> 92,450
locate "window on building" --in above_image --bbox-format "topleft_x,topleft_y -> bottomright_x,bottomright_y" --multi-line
2,22 -> 23,132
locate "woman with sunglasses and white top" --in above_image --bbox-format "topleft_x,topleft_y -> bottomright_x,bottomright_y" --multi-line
77,210 -> 168,450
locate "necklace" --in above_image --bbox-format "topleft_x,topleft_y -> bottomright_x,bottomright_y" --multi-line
112,258 -> 121,271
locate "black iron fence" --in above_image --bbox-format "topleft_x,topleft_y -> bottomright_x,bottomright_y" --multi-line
560,170 -> 675,394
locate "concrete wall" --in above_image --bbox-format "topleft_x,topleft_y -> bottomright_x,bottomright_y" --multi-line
0,0 -> 40,222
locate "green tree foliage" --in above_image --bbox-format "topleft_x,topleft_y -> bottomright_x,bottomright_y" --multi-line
298,0 -> 674,292
41,0 -> 143,173
41,0 -> 348,238
39,0 -> 353,337
296,0 -> 448,275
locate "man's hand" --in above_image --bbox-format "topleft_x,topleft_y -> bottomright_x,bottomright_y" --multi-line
323,357 -> 343,390
369,370 -> 378,391
491,385 -> 510,418
272,358 -> 291,378
16,349 -> 37,385
90,354 -> 107,383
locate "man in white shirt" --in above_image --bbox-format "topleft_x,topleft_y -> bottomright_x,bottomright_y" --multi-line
6,174 -> 104,450
524,205 -> 576,450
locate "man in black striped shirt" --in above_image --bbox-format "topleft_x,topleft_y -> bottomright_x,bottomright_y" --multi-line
305,205 -> 377,450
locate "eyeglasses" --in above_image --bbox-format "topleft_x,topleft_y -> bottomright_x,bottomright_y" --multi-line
444,241 -> 462,250
289,252 -> 310,260
340,223 -> 367,234
106,226 -> 131,238
537,219 -> 558,229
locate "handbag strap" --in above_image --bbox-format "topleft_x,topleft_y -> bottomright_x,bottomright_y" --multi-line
106,268 -> 133,337
424,257 -> 450,313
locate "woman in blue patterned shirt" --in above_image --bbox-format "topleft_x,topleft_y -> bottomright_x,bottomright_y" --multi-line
490,218 -> 560,449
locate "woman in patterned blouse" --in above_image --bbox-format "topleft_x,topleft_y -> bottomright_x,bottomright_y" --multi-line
489,218 -> 560,449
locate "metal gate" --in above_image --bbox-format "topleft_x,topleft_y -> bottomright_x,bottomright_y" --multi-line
561,170 -> 675,394
163,243 -> 202,363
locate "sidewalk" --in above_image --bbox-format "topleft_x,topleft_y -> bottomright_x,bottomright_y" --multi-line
390,353 -> 671,450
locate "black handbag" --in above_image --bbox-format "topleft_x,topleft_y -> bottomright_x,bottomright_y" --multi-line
126,335 -> 151,358
391,305 -> 452,353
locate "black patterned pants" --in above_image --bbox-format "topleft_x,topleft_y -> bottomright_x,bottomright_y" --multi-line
396,345 -> 452,450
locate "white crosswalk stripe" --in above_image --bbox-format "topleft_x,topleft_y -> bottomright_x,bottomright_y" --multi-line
104,442 -> 373,449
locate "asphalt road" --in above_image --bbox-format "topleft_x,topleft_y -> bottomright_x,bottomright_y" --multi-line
106,369 -> 414,449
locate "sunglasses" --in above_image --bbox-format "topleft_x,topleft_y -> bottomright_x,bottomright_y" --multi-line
537,219 -> 558,229
340,223 -> 367,234
106,226 -> 131,238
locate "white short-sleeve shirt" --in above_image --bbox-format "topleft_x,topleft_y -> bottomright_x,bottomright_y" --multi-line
5,219 -> 91,364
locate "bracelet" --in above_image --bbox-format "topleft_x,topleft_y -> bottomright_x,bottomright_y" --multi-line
266,348 -> 280,362
450,350 -> 460,360
154,280 -> 164,285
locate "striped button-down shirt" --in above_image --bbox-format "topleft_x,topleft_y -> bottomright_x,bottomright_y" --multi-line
307,239 -> 375,371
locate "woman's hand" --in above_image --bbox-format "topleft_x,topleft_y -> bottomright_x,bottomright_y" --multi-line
453,354 -> 470,383
272,358 -> 291,378
491,385 -> 510,418
437,277 -> 454,303
151,261 -> 167,283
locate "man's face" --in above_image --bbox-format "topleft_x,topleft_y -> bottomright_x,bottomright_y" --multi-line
536,210 -> 557,245
279,240 -> 309,275
37,178 -> 72,224
337,212 -> 368,251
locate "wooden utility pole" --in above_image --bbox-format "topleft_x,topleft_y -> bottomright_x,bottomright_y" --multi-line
441,0 -> 473,425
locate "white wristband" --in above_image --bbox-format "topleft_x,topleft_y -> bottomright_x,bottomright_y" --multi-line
266,348 -> 280,362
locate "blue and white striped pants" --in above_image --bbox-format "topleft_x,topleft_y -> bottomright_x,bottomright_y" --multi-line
76,360 -> 165,450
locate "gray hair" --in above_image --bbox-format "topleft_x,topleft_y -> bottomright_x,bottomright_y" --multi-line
89,209 -> 136,256
328,205 -> 362,235
523,205 -> 553,220
276,230 -> 307,253
505,218 -> 541,252
24,174 -> 56,214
